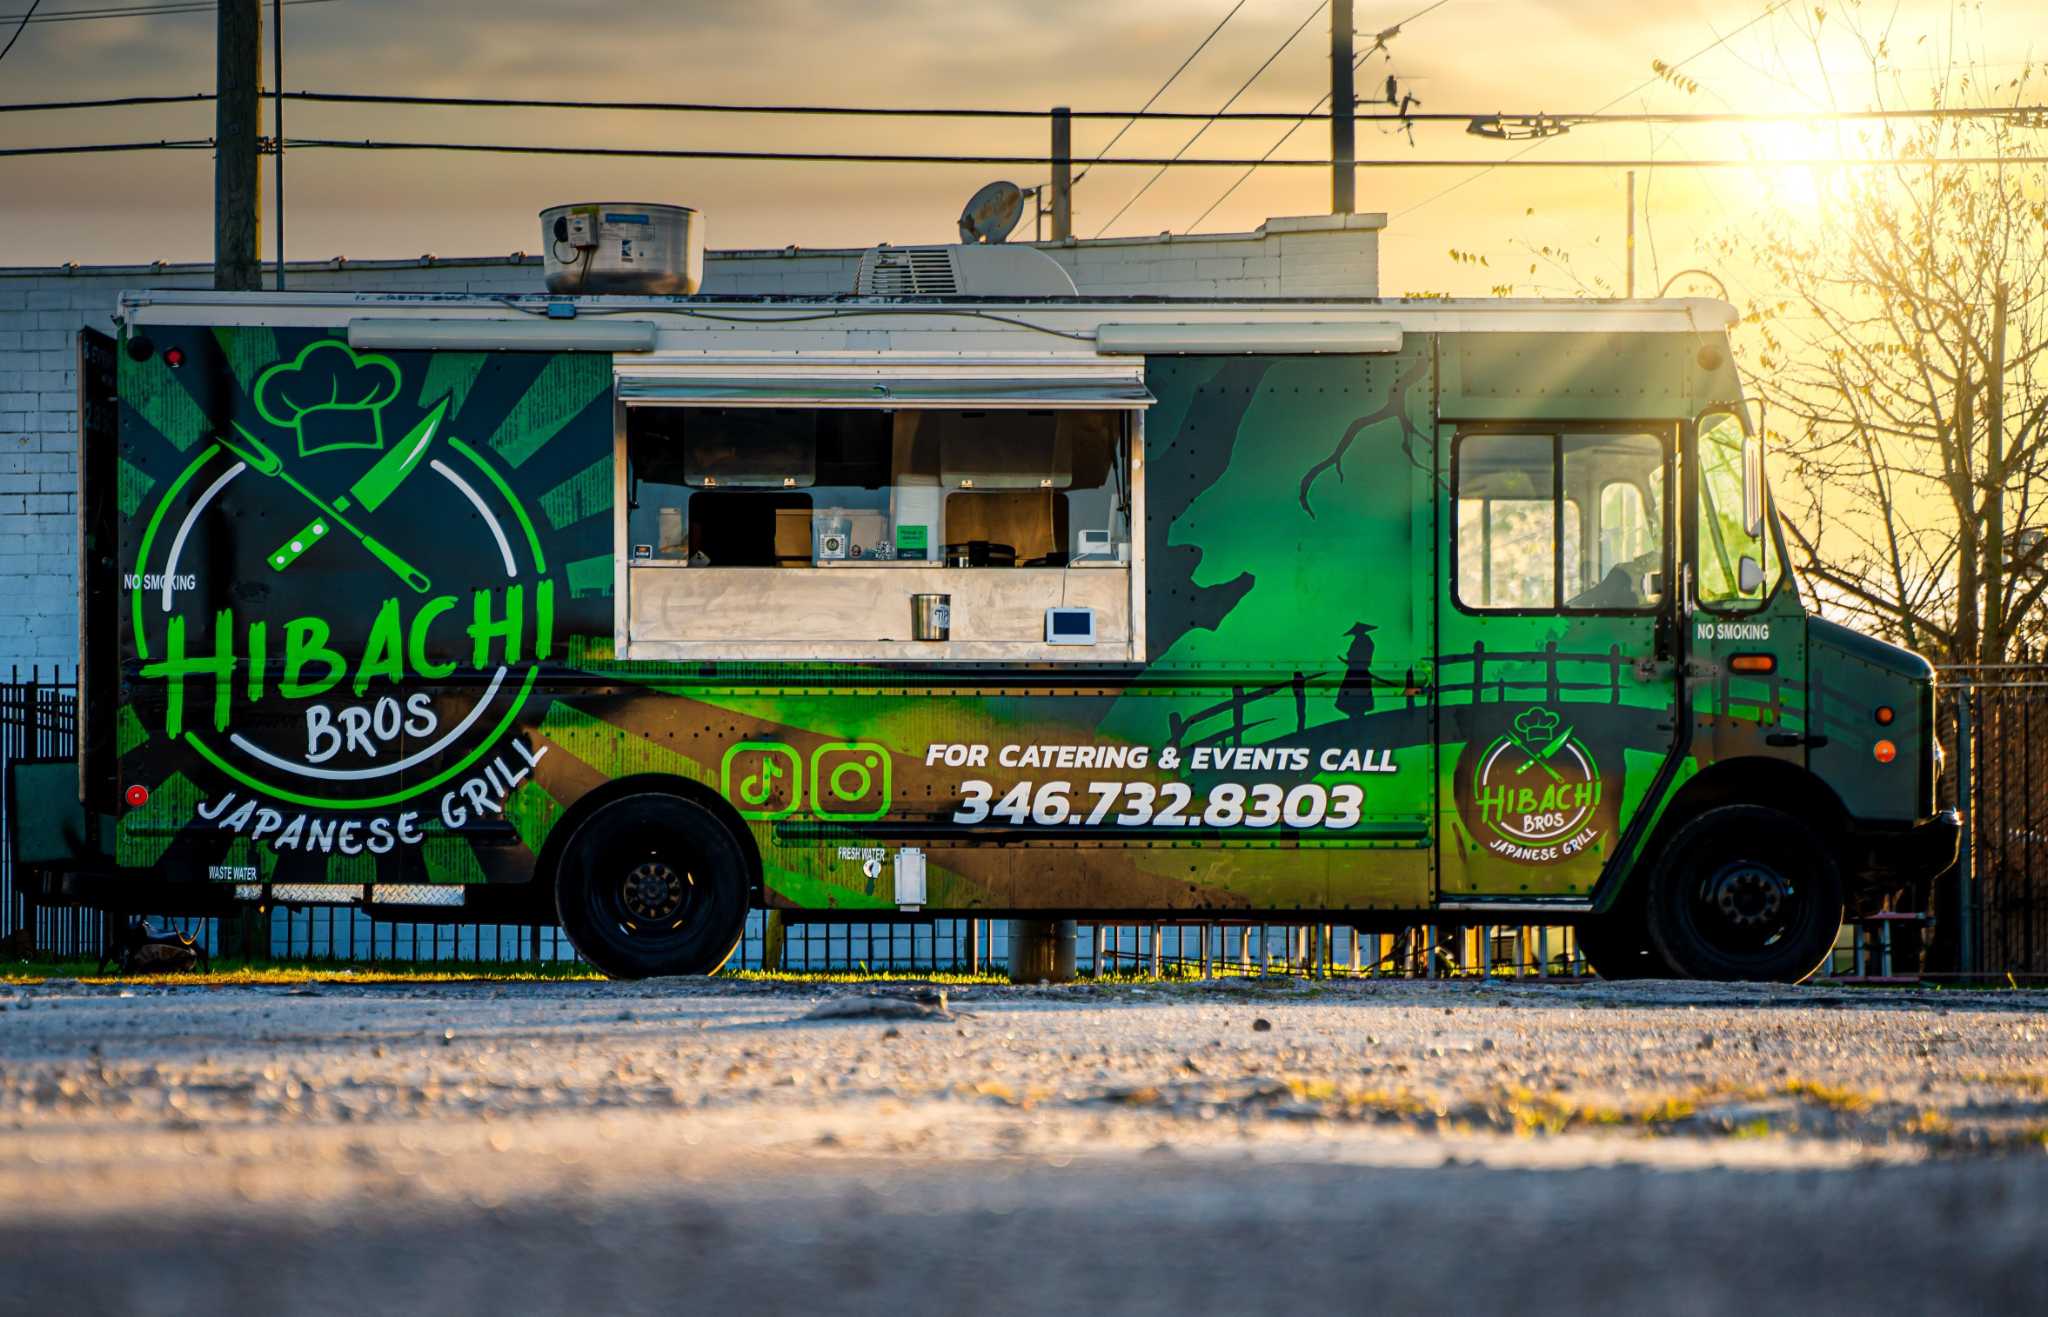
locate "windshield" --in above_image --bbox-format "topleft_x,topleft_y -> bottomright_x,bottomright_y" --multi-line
1695,412 -> 1776,608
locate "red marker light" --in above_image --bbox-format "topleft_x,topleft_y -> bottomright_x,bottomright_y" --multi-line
1875,706 -> 1895,725
163,347 -> 185,368
124,783 -> 149,807
1873,740 -> 1898,765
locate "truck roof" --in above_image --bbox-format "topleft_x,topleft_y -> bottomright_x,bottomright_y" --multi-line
118,291 -> 1737,376
120,290 -> 1735,334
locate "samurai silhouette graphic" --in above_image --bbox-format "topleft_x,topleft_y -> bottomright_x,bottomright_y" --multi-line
1337,621 -> 1378,718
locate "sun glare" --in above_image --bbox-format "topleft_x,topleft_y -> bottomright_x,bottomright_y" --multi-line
1741,120 -> 1834,219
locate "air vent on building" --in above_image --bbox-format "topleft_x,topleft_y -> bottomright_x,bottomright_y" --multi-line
857,246 -> 960,295
854,244 -> 1076,297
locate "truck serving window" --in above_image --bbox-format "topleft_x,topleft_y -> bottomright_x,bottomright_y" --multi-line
1455,430 -> 1667,613
627,408 -> 1126,568
621,403 -> 1140,661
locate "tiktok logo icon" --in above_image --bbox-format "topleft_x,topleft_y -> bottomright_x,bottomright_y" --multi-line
721,743 -> 802,820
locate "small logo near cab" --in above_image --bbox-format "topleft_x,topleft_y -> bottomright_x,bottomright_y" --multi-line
1464,707 -> 1606,865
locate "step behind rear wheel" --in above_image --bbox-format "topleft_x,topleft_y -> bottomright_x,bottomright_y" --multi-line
1645,804 -> 1842,983
1575,902 -> 1673,980
555,792 -> 750,979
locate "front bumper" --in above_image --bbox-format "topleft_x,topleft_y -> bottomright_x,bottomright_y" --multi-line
1846,809 -> 1962,888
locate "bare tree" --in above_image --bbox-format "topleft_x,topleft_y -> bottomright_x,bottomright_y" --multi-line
1734,8 -> 2048,664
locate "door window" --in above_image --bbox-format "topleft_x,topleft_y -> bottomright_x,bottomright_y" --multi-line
1455,430 -> 1666,613
1695,412 -> 1775,608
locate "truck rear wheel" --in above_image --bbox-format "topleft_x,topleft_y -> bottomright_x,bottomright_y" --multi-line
554,792 -> 750,979
1645,804 -> 1842,983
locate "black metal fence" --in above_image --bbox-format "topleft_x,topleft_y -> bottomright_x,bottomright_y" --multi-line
8,668 -> 2020,978
1946,671 -> 2048,976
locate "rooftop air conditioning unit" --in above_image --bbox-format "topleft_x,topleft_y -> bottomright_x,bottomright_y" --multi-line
855,244 -> 1077,297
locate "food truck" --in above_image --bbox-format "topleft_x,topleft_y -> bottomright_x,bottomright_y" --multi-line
15,241 -> 1960,982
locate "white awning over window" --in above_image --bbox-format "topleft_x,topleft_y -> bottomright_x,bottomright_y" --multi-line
617,366 -> 1152,409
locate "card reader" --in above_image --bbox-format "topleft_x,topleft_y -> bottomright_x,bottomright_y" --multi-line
1045,607 -> 1096,645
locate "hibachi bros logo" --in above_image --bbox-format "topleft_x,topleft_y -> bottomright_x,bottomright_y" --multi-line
130,339 -> 556,857
1467,707 -> 1605,863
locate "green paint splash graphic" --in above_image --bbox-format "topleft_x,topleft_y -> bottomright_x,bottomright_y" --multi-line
421,821 -> 488,885
488,354 -> 610,469
116,771 -> 205,867
417,352 -> 487,416
116,457 -> 157,519
539,457 -> 612,530
121,350 -> 211,453
211,325 -> 279,396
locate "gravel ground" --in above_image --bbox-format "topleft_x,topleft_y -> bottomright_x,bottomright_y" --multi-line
2,975 -> 2046,1315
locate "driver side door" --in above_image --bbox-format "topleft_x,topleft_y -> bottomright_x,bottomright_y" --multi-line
1434,424 -> 1683,900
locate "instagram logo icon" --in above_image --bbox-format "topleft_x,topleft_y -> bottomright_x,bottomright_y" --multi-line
810,742 -> 892,822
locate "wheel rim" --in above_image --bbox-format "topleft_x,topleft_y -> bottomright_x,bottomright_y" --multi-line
599,853 -> 702,939
1684,854 -> 1804,958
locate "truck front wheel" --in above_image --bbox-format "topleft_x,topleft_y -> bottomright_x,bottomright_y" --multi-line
1645,804 -> 1842,983
554,792 -> 750,978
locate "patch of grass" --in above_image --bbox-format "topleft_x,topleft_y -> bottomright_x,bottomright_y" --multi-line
1779,1079 -> 1874,1112
1635,1095 -> 1698,1124
0,958 -> 606,987
1962,1071 -> 2048,1094
1902,1109 -> 1953,1136
724,968 -> 1007,986
1731,1118 -> 1775,1139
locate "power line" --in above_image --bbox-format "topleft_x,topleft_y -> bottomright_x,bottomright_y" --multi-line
0,0 -> 333,22
0,92 -> 216,112
1189,0 -> 1454,232
0,138 -> 213,157
0,0 -> 39,66
5,86 -> 2046,126
8,134 -> 2048,169
1395,0 -> 1791,220
277,89 -> 1352,121
1074,0 -> 1249,189
277,139 -> 2048,169
1095,0 -> 1331,237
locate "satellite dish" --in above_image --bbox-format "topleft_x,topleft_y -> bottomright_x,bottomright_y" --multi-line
958,181 -> 1026,244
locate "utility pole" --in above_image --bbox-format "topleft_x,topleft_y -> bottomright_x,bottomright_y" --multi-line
214,0 -> 261,291
1626,170 -> 1636,297
1331,0 -> 1356,214
1984,282 -> 2010,663
272,0 -> 286,289
1049,106 -> 1073,240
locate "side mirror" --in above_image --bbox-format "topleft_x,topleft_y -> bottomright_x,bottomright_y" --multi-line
1738,555 -> 1766,596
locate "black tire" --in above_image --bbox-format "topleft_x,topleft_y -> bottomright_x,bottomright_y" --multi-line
1645,804 -> 1843,983
554,791 -> 751,979
1575,900 -> 1673,980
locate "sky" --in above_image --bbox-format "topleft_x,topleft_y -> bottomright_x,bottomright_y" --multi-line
0,0 -> 2043,298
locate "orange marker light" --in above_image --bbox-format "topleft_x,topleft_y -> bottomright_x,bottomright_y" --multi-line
1873,740 -> 1898,764
1875,706 -> 1895,725
1730,653 -> 1776,674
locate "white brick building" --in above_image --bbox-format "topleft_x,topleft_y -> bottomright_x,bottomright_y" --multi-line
0,213 -> 1382,674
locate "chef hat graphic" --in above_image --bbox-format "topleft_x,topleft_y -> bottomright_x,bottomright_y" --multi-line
254,341 -> 403,458
1513,707 -> 1561,745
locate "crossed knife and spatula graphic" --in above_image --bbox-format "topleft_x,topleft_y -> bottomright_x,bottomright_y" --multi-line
214,397 -> 449,595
